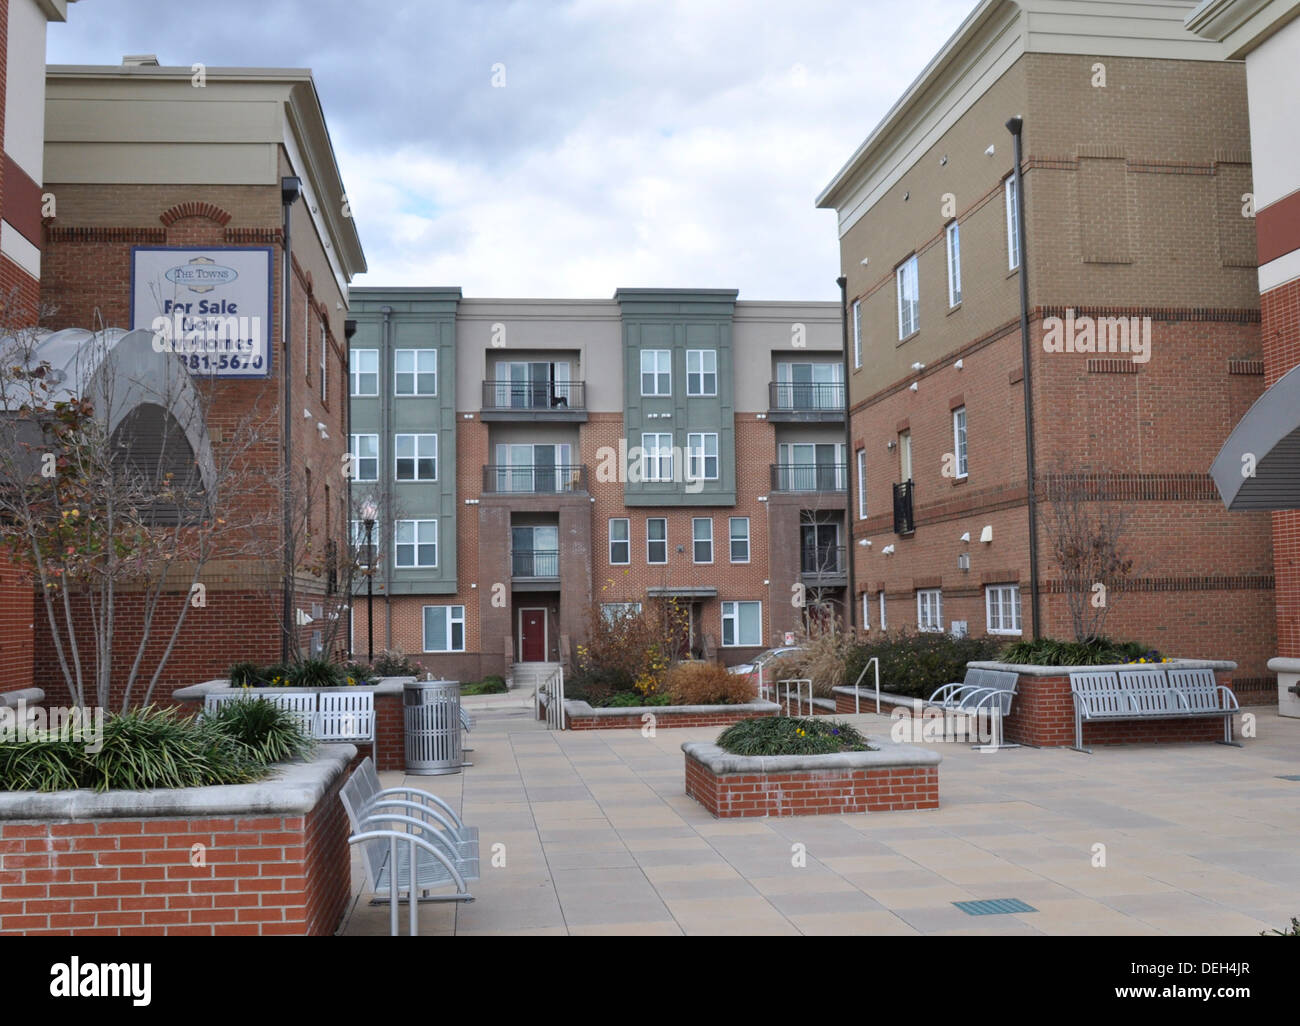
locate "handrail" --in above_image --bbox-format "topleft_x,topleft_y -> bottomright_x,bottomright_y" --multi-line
850,657 -> 880,714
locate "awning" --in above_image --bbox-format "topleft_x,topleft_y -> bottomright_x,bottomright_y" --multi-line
646,586 -> 718,599
1210,361 -> 1300,511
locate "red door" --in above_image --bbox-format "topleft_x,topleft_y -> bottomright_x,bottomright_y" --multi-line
520,609 -> 546,662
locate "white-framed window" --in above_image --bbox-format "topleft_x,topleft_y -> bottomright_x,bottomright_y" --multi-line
879,590 -> 887,631
601,602 -> 642,625
946,221 -> 962,306
640,349 -> 671,396
1005,176 -> 1020,271
692,518 -> 713,564
986,584 -> 1023,635
320,322 -> 328,403
395,349 -> 437,396
641,433 -> 674,481
917,589 -> 942,632
729,517 -> 750,563
350,349 -> 379,396
395,433 -> 437,481
686,349 -> 717,396
856,448 -> 867,519
852,298 -> 862,369
646,518 -> 667,564
897,255 -> 919,339
686,432 -> 719,481
952,406 -> 968,479
350,519 -> 380,568
609,518 -> 630,565
861,591 -> 870,630
350,434 -> 378,482
395,519 -> 437,568
423,605 -> 465,652
722,600 -> 762,647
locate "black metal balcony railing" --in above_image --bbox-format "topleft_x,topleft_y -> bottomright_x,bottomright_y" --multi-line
769,463 -> 847,492
800,545 -> 845,574
893,479 -> 915,535
768,381 -> 845,412
482,379 -> 586,411
482,464 -> 589,494
512,549 -> 559,578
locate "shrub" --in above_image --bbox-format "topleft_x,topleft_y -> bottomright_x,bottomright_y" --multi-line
666,661 -> 755,706
998,636 -> 1159,666
460,676 -> 508,696
201,698 -> 316,764
340,660 -> 379,685
761,627 -> 854,698
572,598 -> 689,701
603,691 -> 672,707
717,716 -> 873,756
227,661 -> 264,687
843,630 -> 1003,699
1262,917 -> 1300,937
371,650 -> 425,678
286,658 -> 346,689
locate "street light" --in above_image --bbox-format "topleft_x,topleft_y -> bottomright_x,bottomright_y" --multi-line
361,498 -> 378,663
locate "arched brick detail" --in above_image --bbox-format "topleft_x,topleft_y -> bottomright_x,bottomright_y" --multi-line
159,202 -> 233,228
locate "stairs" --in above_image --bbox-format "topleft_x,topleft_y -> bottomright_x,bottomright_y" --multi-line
510,661 -> 562,695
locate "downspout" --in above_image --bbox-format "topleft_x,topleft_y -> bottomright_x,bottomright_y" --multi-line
280,177 -> 302,663
838,275 -> 856,634
343,317 -> 358,657
1007,117 -> 1041,640
381,305 -> 394,652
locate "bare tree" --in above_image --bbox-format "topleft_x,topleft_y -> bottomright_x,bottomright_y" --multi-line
1042,460 -> 1135,643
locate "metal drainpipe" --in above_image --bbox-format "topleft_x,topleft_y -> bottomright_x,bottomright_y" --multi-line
1007,117 -> 1041,640
343,317 -> 358,657
280,178 -> 301,663
381,305 -> 394,652
838,275 -> 856,634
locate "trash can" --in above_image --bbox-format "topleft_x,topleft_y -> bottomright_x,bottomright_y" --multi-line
403,679 -> 463,775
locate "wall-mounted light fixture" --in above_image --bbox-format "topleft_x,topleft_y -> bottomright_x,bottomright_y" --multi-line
954,358 -> 964,370
980,525 -> 993,544
959,531 -> 971,543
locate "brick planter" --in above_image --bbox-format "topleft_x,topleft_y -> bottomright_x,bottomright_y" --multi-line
173,678 -> 407,771
682,740 -> 940,818
0,745 -> 355,936
562,698 -> 780,731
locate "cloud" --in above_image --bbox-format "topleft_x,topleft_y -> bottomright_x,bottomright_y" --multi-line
47,0 -> 974,298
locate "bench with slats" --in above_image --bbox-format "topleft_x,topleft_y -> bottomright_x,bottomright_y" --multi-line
925,667 -> 1019,749
1069,667 -> 1240,753
203,689 -> 376,757
203,690 -> 318,735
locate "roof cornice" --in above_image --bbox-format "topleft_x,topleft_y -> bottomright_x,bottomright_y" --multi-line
1185,0 -> 1300,56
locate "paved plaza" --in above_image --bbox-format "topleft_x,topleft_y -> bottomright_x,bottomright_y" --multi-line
342,700 -> 1300,936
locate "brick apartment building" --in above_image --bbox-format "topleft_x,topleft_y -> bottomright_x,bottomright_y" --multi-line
817,0 -> 1275,688
347,289 -> 845,682
1191,0 -> 1300,706
7,57 -> 366,704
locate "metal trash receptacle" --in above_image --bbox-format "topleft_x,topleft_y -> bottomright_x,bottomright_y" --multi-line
403,679 -> 463,775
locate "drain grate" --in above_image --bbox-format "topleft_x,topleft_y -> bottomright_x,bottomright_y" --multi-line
1276,775 -> 1300,781
953,898 -> 1037,916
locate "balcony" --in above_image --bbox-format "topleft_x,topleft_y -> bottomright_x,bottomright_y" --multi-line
893,479 -> 915,535
770,463 -> 847,493
512,549 -> 559,580
800,544 -> 847,586
483,463 -> 589,494
481,380 -> 587,422
767,381 -> 845,423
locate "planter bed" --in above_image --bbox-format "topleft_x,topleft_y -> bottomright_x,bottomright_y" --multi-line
683,738 -> 940,818
832,687 -> 916,716
0,745 -> 355,936
561,698 -> 780,731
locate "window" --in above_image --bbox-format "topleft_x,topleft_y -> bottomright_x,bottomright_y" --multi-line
686,432 -> 719,481
350,434 -> 378,482
861,592 -> 870,630
952,406 -> 968,479
917,589 -> 942,633
494,443 -> 572,493
395,519 -> 437,568
492,360 -> 572,408
320,322 -> 328,403
879,590 -> 887,631
512,525 -> 558,577
729,517 -> 750,563
601,602 -> 642,625
395,434 -> 437,481
776,361 -> 842,410
852,299 -> 862,369
609,518 -> 630,565
395,349 -> 437,396
351,349 -> 378,396
856,449 -> 867,519
722,601 -> 762,647
692,518 -> 713,563
350,519 -> 379,568
686,349 -> 717,396
641,433 -> 674,482
946,221 -> 962,306
423,605 -> 465,652
1005,177 -> 1020,270
986,584 -> 1022,635
640,349 -> 671,396
898,429 -> 912,482
647,518 -> 667,564
897,255 -> 919,339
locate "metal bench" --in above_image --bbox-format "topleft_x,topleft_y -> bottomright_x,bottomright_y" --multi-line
341,759 -> 479,936
926,667 -> 1019,749
203,691 -> 318,736
204,689 -> 378,762
1069,667 -> 1240,753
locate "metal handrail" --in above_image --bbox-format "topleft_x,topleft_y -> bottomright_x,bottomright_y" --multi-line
849,656 -> 880,714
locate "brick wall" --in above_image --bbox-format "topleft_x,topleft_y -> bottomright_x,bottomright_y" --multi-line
0,770 -> 351,936
0,555 -> 33,695
1261,278 -> 1300,660
565,704 -> 776,731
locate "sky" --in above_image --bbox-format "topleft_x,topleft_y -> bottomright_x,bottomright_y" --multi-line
46,0 -> 975,301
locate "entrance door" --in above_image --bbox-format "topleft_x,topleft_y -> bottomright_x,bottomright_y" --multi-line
519,608 -> 547,662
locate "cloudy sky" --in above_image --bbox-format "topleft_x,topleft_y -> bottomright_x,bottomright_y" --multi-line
47,0 -> 973,300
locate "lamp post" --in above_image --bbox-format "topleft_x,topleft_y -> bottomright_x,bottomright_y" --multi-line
361,498 -> 377,663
